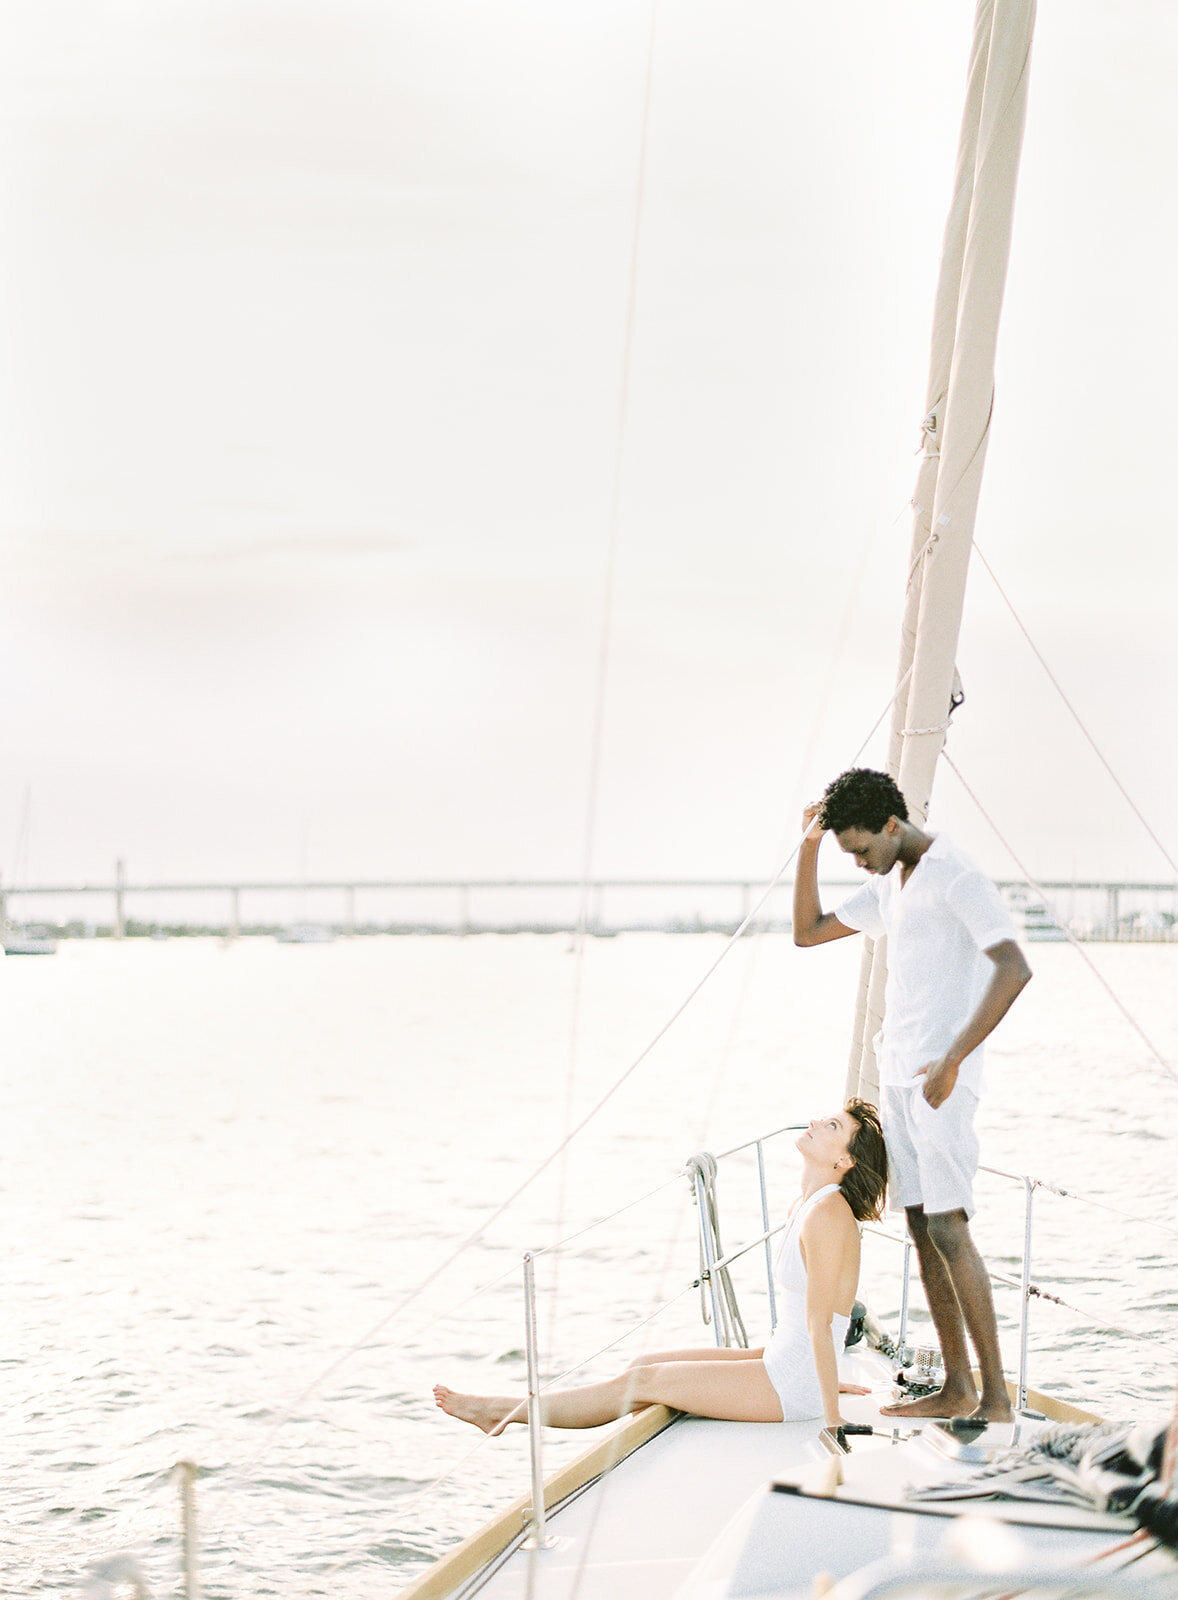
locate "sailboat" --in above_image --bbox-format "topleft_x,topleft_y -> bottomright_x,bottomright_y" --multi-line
393,1 -> 1178,1597
1,791 -> 58,955
1,925 -> 58,956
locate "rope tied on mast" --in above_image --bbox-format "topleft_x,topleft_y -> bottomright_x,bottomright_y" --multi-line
903,674 -> 966,738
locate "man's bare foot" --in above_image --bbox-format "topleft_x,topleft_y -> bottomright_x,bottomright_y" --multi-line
878,1384 -> 978,1419
969,1396 -> 1015,1424
433,1384 -> 524,1435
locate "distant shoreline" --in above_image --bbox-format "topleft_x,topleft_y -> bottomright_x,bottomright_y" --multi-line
3,874 -> 1175,947
4,917 -> 1175,945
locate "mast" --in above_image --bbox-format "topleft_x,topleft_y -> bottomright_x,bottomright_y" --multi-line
847,0 -> 1037,1103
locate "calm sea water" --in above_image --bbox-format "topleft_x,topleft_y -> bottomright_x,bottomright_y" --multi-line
3,934 -> 1176,1597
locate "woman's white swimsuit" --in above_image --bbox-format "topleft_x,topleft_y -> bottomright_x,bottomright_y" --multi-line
761,1182 -> 851,1421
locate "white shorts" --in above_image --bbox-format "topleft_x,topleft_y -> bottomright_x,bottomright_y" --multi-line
880,1084 -> 980,1219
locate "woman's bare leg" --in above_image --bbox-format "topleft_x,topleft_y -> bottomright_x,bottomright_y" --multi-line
627,1345 -> 765,1367
631,1359 -> 783,1422
435,1358 -> 783,1433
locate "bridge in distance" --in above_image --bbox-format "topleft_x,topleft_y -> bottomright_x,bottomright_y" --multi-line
1,869 -> 1174,941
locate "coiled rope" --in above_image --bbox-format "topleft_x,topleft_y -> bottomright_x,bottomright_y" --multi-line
684,1152 -> 748,1348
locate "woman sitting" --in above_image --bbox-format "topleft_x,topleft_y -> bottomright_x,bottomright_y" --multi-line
435,1099 -> 886,1435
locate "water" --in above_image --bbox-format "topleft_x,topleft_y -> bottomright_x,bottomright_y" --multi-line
2,934 -> 1175,1597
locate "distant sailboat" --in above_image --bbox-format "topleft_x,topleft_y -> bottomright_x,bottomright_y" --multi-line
2,926 -> 58,956
2,788 -> 57,955
274,922 -> 336,944
273,818 -> 337,942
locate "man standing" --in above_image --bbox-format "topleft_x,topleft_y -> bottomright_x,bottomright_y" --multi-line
793,766 -> 1031,1422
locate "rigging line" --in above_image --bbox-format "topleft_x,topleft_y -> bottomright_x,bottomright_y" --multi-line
555,0 -> 662,1371
371,1234 -> 700,1583
534,1171 -> 684,1258
885,1245 -> 1178,1357
574,0 -> 658,932
564,1166 -> 706,1600
693,926 -> 763,1183
863,1226 -> 1176,1353
940,752 -> 1177,1086
9,783 -> 33,888
1018,1286 -> 1177,1355
358,1422 -> 502,1536
973,542 -> 1178,877
681,490 -> 913,1231
357,1194 -> 679,1569
565,918 -> 806,1592
391,1258 -> 525,1352
739,490 -> 917,1061
726,492 -> 909,1068
795,494 -> 915,793
562,895 -> 878,1594
536,1282 -> 696,1395
315,1283 -> 700,1588
855,665 -> 914,766
562,870 -> 839,1595
1037,1190 -> 1178,1243
702,1217 -> 790,1275
715,1123 -> 806,1161
980,1262 -> 1175,1349
238,672 -> 919,1485
979,1166 -> 1178,1244
534,1273 -> 703,1600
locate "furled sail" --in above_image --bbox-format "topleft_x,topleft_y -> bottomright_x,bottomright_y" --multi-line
847,0 -> 1037,1103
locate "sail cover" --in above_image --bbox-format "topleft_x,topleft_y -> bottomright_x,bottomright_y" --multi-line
847,0 -> 1037,1103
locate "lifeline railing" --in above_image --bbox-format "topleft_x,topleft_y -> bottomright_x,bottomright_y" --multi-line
106,1125 -> 1171,1589
511,1122 -> 1175,1550
689,1124 -> 1178,1411
872,1165 -> 1039,1410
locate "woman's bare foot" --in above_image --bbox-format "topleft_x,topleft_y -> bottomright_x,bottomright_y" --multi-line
433,1384 -> 524,1435
879,1382 -> 978,1419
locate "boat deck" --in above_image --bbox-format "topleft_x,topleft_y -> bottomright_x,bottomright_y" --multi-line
423,1351 -> 1138,1600
466,1408 -> 833,1600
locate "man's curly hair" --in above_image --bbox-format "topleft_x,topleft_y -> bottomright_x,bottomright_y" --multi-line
819,767 -> 909,834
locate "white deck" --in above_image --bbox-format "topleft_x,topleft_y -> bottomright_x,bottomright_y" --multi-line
463,1363 -> 1140,1600
469,1409 -> 832,1600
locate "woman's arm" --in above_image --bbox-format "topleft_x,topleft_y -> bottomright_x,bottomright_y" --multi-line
800,1201 -> 855,1428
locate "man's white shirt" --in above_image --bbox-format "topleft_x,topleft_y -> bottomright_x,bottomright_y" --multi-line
834,833 -> 1019,1094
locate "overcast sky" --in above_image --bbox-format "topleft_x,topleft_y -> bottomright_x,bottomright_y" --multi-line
1,0 -> 1175,896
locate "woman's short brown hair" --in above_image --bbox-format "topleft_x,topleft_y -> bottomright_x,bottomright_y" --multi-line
839,1098 -> 887,1221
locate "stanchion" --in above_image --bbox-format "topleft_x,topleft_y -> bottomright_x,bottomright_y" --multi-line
522,1253 -> 555,1551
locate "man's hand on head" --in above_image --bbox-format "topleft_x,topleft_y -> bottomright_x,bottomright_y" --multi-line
802,802 -> 826,844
